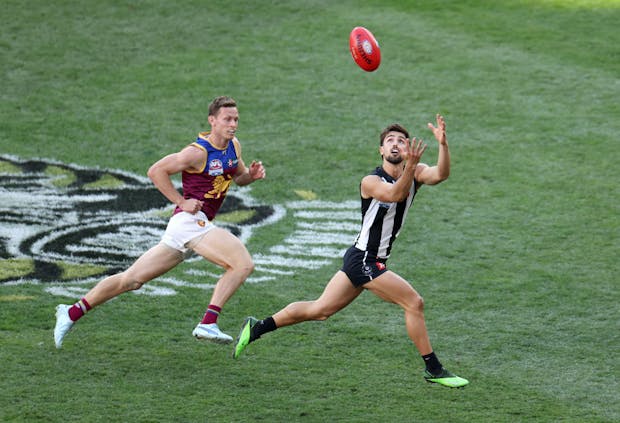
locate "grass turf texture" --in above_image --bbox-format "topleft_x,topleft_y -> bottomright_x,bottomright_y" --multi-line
1,0 -> 619,421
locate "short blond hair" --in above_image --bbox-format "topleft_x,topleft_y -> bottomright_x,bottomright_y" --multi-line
208,96 -> 237,116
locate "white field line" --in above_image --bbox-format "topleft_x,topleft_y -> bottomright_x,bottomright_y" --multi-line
294,210 -> 358,220
252,254 -> 331,269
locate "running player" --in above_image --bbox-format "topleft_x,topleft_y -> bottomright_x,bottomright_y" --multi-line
233,114 -> 468,388
54,96 -> 265,348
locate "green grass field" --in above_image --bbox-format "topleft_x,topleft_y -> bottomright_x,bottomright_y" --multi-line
1,0 -> 618,421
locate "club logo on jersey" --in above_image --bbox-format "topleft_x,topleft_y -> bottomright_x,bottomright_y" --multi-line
208,159 -> 224,176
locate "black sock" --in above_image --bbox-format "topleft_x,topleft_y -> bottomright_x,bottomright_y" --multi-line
251,316 -> 277,341
422,352 -> 443,375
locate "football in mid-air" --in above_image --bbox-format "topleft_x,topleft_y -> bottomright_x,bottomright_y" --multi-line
349,26 -> 381,72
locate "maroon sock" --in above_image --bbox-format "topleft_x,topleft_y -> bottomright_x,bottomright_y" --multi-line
68,298 -> 92,322
200,304 -> 222,325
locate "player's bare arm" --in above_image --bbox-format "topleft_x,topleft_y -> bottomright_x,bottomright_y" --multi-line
233,159 -> 265,186
232,141 -> 266,186
147,145 -> 206,214
415,114 -> 450,186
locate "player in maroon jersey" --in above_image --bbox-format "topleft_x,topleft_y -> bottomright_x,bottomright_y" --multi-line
54,96 -> 265,348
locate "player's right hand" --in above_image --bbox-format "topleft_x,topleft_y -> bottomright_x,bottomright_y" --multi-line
179,198 -> 204,214
406,137 -> 427,168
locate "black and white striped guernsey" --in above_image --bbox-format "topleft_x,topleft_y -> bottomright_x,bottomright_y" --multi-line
354,166 -> 419,260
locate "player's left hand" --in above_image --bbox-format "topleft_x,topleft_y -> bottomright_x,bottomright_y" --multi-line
249,160 -> 266,180
427,114 -> 447,145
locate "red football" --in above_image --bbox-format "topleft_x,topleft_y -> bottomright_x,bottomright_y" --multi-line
349,26 -> 381,72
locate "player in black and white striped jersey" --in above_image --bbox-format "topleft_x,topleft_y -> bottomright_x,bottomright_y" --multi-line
235,115 -> 469,388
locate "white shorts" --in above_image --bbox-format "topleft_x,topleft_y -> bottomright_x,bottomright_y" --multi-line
161,211 -> 215,253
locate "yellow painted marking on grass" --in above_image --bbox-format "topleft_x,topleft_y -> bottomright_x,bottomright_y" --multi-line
294,189 -> 317,200
83,174 -> 126,189
56,261 -> 107,280
217,209 -> 255,223
45,165 -> 76,187
0,161 -> 21,173
0,295 -> 35,301
0,258 -> 35,279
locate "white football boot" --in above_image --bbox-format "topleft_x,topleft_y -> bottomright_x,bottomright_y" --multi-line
54,304 -> 74,349
192,323 -> 233,344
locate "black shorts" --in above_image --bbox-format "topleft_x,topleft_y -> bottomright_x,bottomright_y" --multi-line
341,246 -> 388,287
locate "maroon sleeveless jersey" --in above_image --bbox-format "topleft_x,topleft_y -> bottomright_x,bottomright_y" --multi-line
174,132 -> 240,220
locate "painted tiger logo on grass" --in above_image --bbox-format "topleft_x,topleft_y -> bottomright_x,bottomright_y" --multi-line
0,155 -> 280,287
1,155 -> 360,298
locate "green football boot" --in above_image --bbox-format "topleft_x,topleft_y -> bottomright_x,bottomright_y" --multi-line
424,368 -> 469,388
233,317 -> 258,359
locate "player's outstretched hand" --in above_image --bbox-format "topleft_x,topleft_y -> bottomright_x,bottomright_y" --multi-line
406,137 -> 427,168
427,114 -> 447,145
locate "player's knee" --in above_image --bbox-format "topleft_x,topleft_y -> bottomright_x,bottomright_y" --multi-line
245,258 -> 255,277
414,294 -> 425,312
406,293 -> 425,314
235,257 -> 254,280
